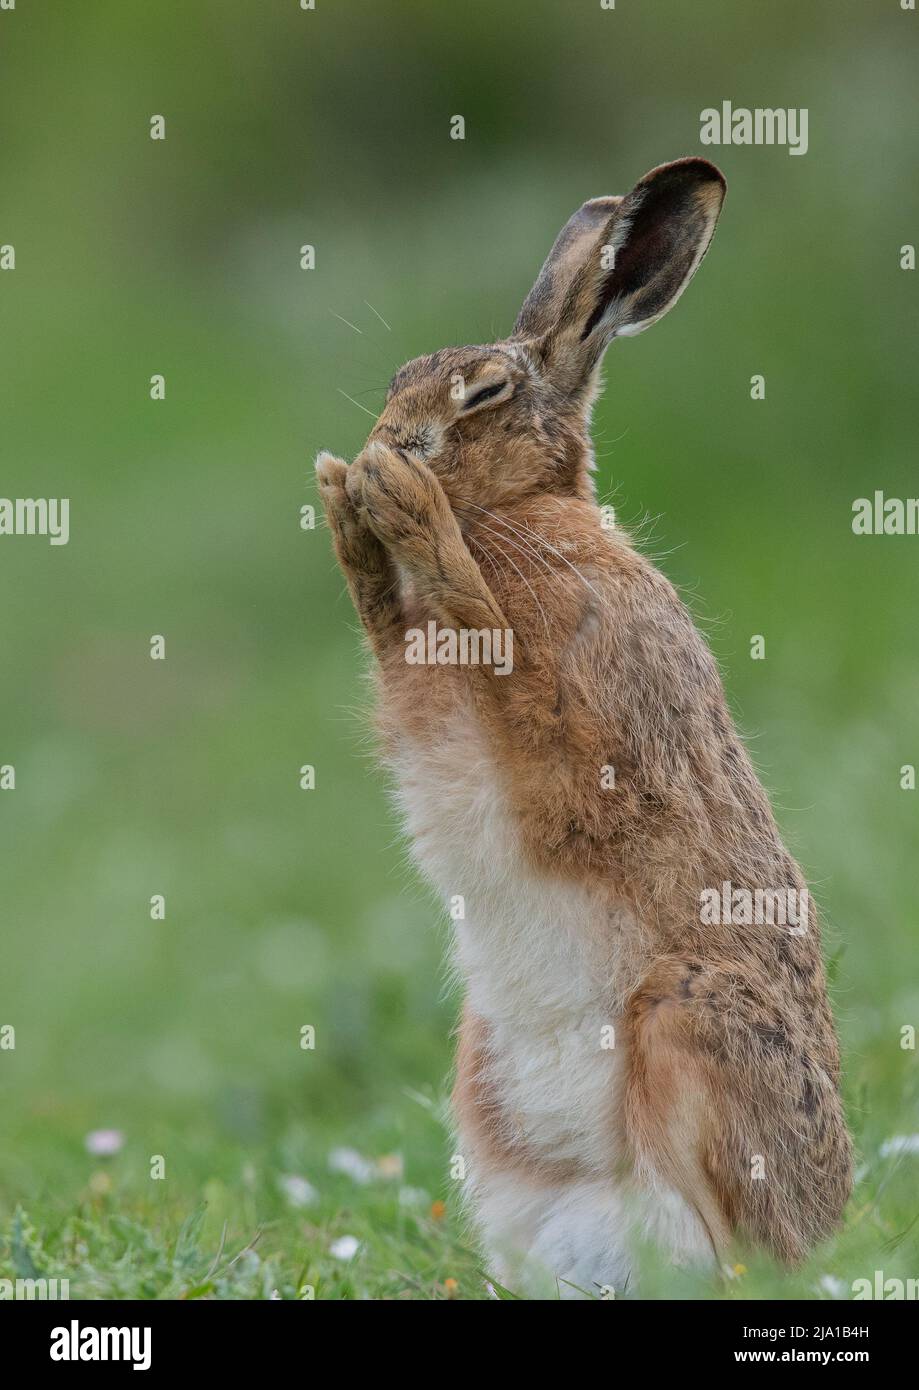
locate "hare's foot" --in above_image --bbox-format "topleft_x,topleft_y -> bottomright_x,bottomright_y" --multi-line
315,451 -> 402,646
472,1170 -> 714,1300
347,442 -> 507,634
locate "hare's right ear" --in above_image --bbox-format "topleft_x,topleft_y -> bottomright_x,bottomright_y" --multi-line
513,158 -> 726,392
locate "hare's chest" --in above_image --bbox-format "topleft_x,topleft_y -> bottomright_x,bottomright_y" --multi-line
389,711 -> 625,1167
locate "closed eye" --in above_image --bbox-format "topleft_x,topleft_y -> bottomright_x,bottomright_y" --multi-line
462,379 -> 511,411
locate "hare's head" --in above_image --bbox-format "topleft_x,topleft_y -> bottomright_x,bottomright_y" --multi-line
365,158 -> 725,511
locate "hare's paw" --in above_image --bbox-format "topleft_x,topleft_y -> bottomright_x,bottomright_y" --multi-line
315,450 -> 349,492
316,450 -> 362,541
315,450 -> 390,578
315,450 -> 355,529
347,441 -> 452,551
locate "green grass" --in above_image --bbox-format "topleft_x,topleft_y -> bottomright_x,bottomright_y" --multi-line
2,1107 -> 492,1302
2,1061 -> 918,1300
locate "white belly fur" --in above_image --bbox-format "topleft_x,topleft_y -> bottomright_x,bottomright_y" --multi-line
388,706 -> 712,1296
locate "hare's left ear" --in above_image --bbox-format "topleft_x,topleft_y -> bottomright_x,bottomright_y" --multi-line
514,158 -> 726,390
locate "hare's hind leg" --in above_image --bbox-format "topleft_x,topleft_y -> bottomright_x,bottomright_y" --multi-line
623,955 -> 852,1264
623,958 -> 733,1262
467,1164 -> 714,1299
470,1170 -> 635,1299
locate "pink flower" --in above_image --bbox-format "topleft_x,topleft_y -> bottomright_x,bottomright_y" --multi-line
84,1129 -> 125,1157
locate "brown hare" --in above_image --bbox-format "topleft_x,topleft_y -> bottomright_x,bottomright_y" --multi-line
316,158 -> 852,1297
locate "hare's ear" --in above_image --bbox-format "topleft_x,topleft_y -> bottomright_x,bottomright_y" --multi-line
514,158 -> 726,390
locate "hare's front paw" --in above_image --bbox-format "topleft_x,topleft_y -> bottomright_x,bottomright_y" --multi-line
315,450 -> 359,540
315,449 -> 350,494
346,441 -> 452,552
315,450 -> 388,576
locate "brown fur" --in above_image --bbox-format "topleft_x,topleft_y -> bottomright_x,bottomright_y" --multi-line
316,158 -> 852,1267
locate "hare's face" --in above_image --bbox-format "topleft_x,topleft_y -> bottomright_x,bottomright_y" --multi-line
366,341 -> 589,512
362,158 -> 726,518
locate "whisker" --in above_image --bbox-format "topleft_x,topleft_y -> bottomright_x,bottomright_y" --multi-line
467,516 -> 550,592
474,507 -> 559,580
496,512 -> 603,601
461,501 -> 602,601
468,530 -> 551,637
453,501 -> 555,580
364,300 -> 392,332
467,534 -> 504,591
336,388 -> 378,419
329,309 -> 364,335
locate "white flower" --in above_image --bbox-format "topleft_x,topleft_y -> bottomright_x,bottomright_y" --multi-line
880,1135 -> 919,1158
818,1275 -> 846,1298
278,1174 -> 318,1208
397,1185 -> 429,1208
84,1129 -> 125,1156
329,1235 -> 360,1261
328,1147 -> 375,1184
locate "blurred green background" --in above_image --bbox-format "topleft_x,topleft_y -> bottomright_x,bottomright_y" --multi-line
0,0 -> 916,1298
